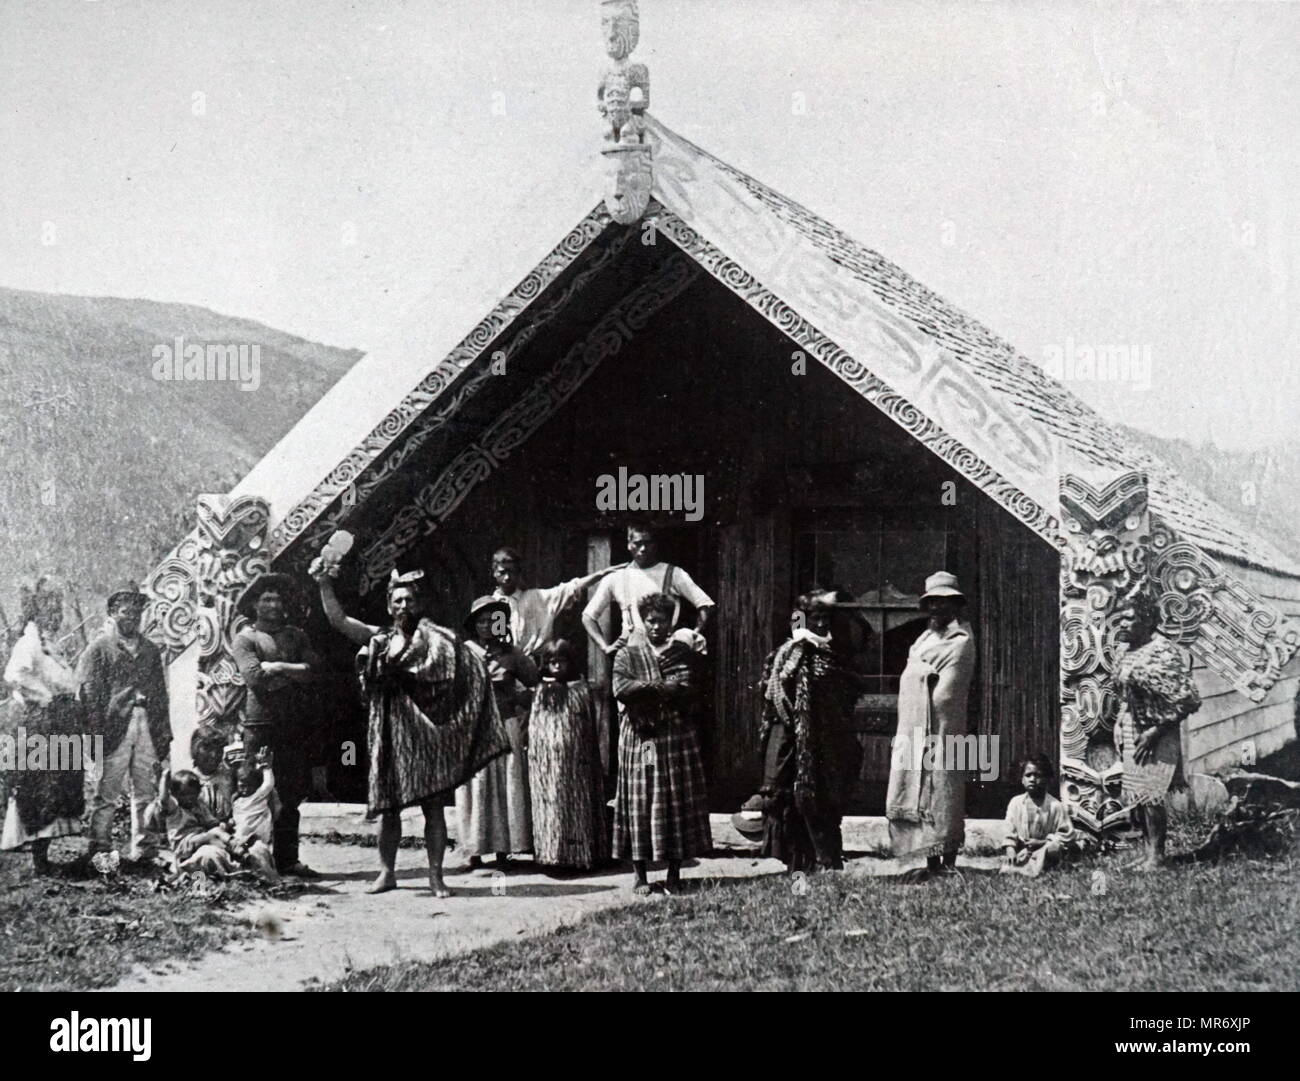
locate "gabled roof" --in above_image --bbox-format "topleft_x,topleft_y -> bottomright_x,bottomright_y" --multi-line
239,115 -> 1297,583
642,119 -> 1300,580
146,115 -> 1298,701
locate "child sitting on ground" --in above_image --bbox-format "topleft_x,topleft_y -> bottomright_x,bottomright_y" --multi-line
1000,754 -> 1077,878
148,769 -> 237,877
190,724 -> 234,824
230,751 -> 281,885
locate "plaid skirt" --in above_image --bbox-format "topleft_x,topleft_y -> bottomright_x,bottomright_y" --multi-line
612,715 -> 711,862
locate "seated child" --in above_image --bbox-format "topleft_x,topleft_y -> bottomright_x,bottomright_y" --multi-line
1000,754 -> 1077,878
190,724 -> 234,823
231,753 -> 281,885
147,770 -> 237,877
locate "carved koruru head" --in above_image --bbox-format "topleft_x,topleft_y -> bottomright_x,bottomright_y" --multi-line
603,144 -> 651,224
601,0 -> 639,60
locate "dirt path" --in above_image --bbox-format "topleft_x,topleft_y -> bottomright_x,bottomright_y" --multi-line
114,840 -> 791,992
113,816 -> 1005,992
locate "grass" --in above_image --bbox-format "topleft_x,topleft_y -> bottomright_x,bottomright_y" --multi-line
0,841 -> 293,992
322,821 -> 1299,992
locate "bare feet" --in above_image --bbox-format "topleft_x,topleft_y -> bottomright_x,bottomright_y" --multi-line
429,878 -> 453,898
632,881 -> 652,896
366,871 -> 398,894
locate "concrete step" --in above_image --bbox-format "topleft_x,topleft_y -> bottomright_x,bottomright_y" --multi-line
297,802 -> 1009,856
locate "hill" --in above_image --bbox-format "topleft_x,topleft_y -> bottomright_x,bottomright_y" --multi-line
0,287 -> 362,643
1119,425 -> 1300,566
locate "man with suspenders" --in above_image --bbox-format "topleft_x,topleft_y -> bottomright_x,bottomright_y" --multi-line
582,523 -> 715,656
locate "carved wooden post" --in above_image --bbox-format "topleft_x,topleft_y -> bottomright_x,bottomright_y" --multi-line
144,494 -> 271,758
587,531 -> 614,775
599,0 -> 651,224
1058,464 -> 1150,839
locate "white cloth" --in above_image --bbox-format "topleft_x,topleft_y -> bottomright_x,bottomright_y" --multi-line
3,622 -> 77,707
2,622 -> 83,852
582,562 -> 713,638
1,799 -> 81,850
232,767 -> 277,848
791,628 -> 832,649
88,706 -> 160,859
493,579 -> 587,657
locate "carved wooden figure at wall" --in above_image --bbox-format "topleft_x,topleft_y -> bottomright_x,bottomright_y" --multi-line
144,493 -> 270,728
598,0 -> 651,224
1058,466 -> 1151,839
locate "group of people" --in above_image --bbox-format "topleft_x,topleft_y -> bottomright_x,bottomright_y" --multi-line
2,525 -> 1199,889
310,524 -> 716,895
2,578 -> 172,874
751,570 -> 1198,878
0,524 -> 721,893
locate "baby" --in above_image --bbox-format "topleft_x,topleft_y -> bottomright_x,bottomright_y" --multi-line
231,753 -> 281,885
1000,754 -> 1077,878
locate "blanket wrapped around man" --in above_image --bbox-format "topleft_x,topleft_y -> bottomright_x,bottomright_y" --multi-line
357,618 -> 510,817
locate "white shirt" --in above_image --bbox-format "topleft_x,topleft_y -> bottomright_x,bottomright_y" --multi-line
493,578 -> 588,657
3,622 -> 77,706
583,562 -> 714,636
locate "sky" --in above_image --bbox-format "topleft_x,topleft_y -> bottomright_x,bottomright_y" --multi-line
1,0 -> 1297,449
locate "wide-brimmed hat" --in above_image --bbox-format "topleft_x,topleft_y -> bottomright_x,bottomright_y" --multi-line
921,571 -> 964,601
730,794 -> 766,838
106,581 -> 148,612
464,594 -> 510,634
235,573 -> 301,620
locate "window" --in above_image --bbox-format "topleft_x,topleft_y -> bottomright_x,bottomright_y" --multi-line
794,509 -> 951,729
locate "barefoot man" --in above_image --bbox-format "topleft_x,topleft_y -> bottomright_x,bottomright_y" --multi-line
312,557 -> 510,896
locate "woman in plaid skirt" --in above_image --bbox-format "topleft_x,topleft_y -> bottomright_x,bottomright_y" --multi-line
612,592 -> 711,894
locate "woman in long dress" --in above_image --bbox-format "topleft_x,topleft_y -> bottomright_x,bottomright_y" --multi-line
1112,587 -> 1200,871
612,592 -> 712,894
2,577 -> 87,875
314,562 -> 510,897
455,596 -> 538,870
886,571 -> 976,877
528,638 -> 608,870
758,592 -> 865,873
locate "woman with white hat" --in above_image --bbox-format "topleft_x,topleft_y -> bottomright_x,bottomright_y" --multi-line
886,571 -> 976,877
